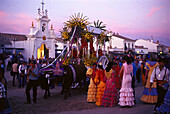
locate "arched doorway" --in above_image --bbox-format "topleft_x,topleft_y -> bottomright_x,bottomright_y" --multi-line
37,44 -> 49,59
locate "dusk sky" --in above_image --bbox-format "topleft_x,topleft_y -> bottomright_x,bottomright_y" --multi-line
0,0 -> 170,46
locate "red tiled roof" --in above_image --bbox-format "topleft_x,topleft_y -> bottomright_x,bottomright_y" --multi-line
112,34 -> 136,41
0,33 -> 27,41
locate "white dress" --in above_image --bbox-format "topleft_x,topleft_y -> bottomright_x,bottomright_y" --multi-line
119,62 -> 135,106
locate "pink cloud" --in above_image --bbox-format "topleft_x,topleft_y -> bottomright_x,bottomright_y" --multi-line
0,11 -> 9,18
0,11 -> 33,34
145,6 -> 164,18
0,11 -> 62,35
106,22 -> 170,41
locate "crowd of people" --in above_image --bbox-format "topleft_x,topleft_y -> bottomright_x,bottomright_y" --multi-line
0,57 -> 55,113
0,54 -> 169,113
86,54 -> 169,113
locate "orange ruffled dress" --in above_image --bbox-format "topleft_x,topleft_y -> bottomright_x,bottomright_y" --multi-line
95,69 -> 106,106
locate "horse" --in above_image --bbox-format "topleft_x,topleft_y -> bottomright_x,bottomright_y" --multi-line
60,64 -> 87,99
37,70 -> 51,99
40,63 -> 87,100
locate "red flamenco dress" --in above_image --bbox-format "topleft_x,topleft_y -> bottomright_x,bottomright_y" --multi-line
101,69 -> 118,107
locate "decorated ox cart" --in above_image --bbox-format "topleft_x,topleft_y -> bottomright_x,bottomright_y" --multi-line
40,13 -> 110,99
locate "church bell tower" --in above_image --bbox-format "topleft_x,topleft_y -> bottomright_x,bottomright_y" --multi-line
26,0 -> 56,60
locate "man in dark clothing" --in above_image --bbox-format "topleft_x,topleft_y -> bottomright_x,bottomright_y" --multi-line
25,61 -> 39,104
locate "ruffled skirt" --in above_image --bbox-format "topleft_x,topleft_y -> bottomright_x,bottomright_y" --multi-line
140,88 -> 158,103
157,90 -> 170,113
119,88 -> 135,106
101,79 -> 118,107
140,79 -> 158,103
87,78 -> 97,102
95,81 -> 106,106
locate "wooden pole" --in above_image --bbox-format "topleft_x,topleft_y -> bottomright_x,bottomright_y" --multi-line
77,38 -> 79,58
88,42 -> 90,58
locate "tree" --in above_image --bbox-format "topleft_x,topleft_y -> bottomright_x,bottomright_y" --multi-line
93,20 -> 107,31
92,20 -> 108,57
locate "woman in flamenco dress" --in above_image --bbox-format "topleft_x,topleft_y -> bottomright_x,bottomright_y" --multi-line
95,63 -> 106,106
118,55 -> 135,106
86,63 -> 98,103
140,54 -> 159,103
101,62 -> 118,107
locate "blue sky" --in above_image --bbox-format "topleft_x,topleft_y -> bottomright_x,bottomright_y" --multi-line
0,0 -> 169,46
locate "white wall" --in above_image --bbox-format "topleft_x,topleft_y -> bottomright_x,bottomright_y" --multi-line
109,48 -> 123,52
135,48 -> 148,54
23,38 -> 35,61
111,36 -> 124,49
135,39 -> 158,52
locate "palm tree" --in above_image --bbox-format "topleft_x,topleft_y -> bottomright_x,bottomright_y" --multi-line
93,20 -> 106,31
92,20 -> 107,57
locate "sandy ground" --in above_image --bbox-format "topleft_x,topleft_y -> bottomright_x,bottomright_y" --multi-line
5,71 -> 155,114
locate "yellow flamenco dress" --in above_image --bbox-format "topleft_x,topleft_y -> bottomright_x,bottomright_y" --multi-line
86,68 -> 98,102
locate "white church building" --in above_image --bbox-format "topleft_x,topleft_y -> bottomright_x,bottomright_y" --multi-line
25,1 -> 56,60
0,1 -> 61,61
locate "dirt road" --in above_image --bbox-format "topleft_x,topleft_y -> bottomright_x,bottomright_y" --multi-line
6,71 -> 154,114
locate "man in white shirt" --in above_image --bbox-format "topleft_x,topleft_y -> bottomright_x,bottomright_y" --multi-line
18,61 -> 27,88
149,58 -> 169,113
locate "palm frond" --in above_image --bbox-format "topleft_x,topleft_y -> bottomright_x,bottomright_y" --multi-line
100,25 -> 106,28
81,13 -> 83,19
77,12 -> 80,18
94,21 -> 96,27
74,13 -> 77,19
83,16 -> 87,20
99,21 -> 103,27
96,20 -> 99,27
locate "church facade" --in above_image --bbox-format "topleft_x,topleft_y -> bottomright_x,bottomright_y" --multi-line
25,1 -> 56,60
0,1 -> 62,61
